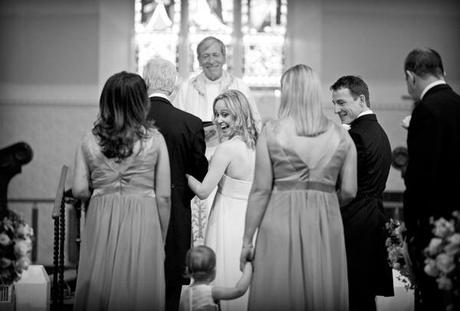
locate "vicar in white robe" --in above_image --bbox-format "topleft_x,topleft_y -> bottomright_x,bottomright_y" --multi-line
174,36 -> 261,129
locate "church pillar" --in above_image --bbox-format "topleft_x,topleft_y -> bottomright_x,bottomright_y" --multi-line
285,0 -> 323,76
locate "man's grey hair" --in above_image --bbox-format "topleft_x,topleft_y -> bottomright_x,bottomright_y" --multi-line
143,57 -> 177,95
197,36 -> 226,58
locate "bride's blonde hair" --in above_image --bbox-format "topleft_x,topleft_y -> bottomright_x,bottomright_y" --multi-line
213,90 -> 258,149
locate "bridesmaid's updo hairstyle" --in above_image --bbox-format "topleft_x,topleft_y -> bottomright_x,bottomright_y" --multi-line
213,89 -> 258,149
185,245 -> 216,282
92,71 -> 155,161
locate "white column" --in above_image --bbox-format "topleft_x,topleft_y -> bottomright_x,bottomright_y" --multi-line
178,0 -> 190,82
232,0 -> 243,78
98,0 -> 135,88
285,0 -> 322,76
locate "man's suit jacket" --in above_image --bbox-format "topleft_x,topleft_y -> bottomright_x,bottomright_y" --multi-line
404,84 -> 460,245
341,114 -> 394,297
147,96 -> 208,284
404,84 -> 460,310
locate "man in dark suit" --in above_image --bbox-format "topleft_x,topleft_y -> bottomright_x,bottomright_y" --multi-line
331,76 -> 394,311
143,57 -> 208,311
403,48 -> 460,311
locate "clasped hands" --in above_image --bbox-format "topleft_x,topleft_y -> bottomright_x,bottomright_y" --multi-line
239,243 -> 255,272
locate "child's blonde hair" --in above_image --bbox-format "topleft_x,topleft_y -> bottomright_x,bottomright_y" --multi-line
185,245 -> 216,282
213,89 -> 258,149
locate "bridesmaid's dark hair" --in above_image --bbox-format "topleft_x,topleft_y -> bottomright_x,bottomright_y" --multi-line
92,71 -> 154,161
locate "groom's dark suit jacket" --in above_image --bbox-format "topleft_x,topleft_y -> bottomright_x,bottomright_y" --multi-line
341,114 -> 394,302
404,84 -> 460,310
147,96 -> 208,310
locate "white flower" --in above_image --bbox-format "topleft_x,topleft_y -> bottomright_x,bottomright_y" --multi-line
401,115 -> 411,129
435,253 -> 455,274
341,123 -> 351,131
448,233 -> 460,245
14,240 -> 30,257
432,218 -> 454,238
0,233 -> 11,246
424,258 -> 440,277
437,275 -> 453,291
16,224 -> 33,238
1,257 -> 13,268
426,238 -> 443,256
15,256 -> 31,273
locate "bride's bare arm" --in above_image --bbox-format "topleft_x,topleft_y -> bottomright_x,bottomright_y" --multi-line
186,143 -> 231,199
240,129 -> 272,269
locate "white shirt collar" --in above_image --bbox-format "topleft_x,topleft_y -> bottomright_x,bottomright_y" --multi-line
357,109 -> 374,118
149,92 -> 170,100
421,80 -> 446,100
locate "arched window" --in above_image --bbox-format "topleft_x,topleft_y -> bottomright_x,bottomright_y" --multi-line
135,0 -> 287,88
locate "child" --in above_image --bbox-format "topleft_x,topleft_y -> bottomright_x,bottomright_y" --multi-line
179,245 -> 253,311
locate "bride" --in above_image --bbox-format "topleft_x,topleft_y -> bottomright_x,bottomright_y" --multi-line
187,89 -> 259,311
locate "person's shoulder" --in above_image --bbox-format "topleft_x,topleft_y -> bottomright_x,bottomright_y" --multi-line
80,130 -> 97,148
171,106 -> 203,127
421,85 -> 460,113
261,118 -> 277,130
215,138 -> 242,156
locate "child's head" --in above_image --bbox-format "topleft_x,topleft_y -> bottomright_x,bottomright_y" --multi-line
185,245 -> 216,283
213,90 -> 258,149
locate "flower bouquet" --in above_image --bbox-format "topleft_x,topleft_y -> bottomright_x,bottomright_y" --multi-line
385,218 -> 415,290
423,211 -> 460,309
0,210 -> 34,287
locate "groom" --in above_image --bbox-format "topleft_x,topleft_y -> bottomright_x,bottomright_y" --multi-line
143,57 -> 208,311
330,76 -> 394,311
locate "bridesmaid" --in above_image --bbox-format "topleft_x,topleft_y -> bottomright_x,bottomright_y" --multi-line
187,89 -> 258,311
72,72 -> 170,311
240,64 -> 357,311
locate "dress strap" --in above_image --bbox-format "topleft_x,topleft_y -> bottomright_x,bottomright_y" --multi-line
273,180 -> 335,193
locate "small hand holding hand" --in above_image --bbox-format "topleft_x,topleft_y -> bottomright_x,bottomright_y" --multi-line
240,244 -> 254,272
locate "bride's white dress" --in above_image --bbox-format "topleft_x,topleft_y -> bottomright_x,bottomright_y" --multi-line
205,172 -> 253,311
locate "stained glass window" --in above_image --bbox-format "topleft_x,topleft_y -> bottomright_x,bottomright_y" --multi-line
135,0 -> 287,88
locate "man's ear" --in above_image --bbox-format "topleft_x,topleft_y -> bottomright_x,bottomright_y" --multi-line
405,70 -> 416,85
358,94 -> 367,107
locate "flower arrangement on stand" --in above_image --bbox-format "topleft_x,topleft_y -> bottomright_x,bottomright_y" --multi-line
0,210 -> 34,289
385,218 -> 415,290
423,211 -> 460,310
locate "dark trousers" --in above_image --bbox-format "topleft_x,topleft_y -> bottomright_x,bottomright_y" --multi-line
408,240 -> 445,311
165,281 -> 183,311
349,286 -> 376,311
165,189 -> 192,311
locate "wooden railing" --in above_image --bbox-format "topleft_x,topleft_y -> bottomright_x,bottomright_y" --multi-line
51,165 -> 68,310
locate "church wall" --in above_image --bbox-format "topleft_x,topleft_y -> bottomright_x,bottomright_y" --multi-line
0,0 -> 133,265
